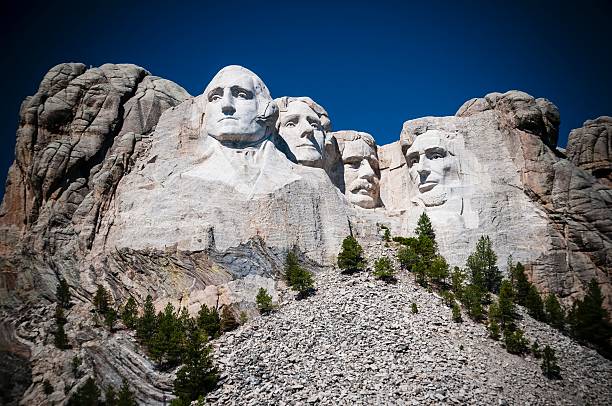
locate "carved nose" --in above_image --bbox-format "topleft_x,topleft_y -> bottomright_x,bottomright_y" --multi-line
359,159 -> 375,179
221,91 -> 235,114
299,121 -> 314,138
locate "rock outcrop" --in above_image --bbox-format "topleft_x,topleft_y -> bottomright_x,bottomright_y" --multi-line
566,116 -> 612,186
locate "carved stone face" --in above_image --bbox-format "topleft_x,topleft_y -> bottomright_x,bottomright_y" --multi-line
405,130 -> 458,206
204,67 -> 269,145
278,100 -> 325,166
342,138 -> 380,209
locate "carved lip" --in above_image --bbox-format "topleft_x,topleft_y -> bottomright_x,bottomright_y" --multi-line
418,181 -> 438,192
218,117 -> 238,122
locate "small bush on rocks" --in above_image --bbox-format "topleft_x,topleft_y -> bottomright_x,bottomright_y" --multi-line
452,302 -> 462,323
43,379 -> 53,395
220,307 -> 239,333
531,341 -> 542,358
411,303 -> 418,314
440,290 -> 455,307
504,328 -> 529,355
256,288 -> 274,314
544,293 -> 565,330
373,257 -> 396,283
337,236 -> 365,274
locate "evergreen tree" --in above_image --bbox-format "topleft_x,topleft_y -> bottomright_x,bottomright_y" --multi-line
503,328 -> 529,354
531,340 -> 542,358
337,236 -> 365,273
383,227 -> 391,242
93,285 -> 111,315
450,267 -> 467,300
53,306 -> 69,350
67,377 -> 101,406
568,279 -> 612,353
373,257 -> 396,282
220,307 -> 239,333
488,301 -> 501,340
461,284 -> 484,320
43,379 -> 54,395
511,262 -> 531,306
137,294 -> 157,343
452,302 -> 462,323
541,345 -> 561,379
411,303 -> 418,314
150,303 -> 184,367
104,308 -> 118,332
56,277 -> 71,309
71,355 -> 82,378
173,327 -> 218,403
544,293 -> 565,330
427,255 -> 449,286
116,379 -> 137,406
197,304 -> 221,339
256,288 -> 273,314
498,280 -> 515,328
397,241 -> 418,270
121,297 -> 138,329
488,319 -> 501,340
415,212 -> 436,242
466,236 -> 501,293
525,285 -> 546,321
104,386 -> 117,406
284,251 -> 301,286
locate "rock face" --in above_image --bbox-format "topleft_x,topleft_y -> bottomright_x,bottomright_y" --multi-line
0,66 -> 611,405
566,116 -> 612,186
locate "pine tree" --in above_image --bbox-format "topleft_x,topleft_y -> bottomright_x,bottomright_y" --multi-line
284,252 -> 315,298
104,386 -> 117,406
54,321 -> 69,350
137,294 -> 157,343
67,377 -> 101,406
411,303 -> 418,314
461,284 -> 484,320
104,308 -> 118,332
197,304 -> 221,339
284,251 -> 301,286
503,328 -> 529,354
397,242 -> 418,270
93,285 -> 110,315
511,262 -> 531,306
373,256 -> 396,282
525,285 -> 545,321
466,236 -> 501,293
56,277 -> 71,309
544,293 -> 565,330
121,297 -> 138,329
220,307 -> 239,333
256,288 -> 273,314
488,301 -> 501,340
498,280 -> 515,328
452,302 -> 462,323
568,279 -> 612,353
427,255 -> 449,286
337,235 -> 365,273
150,303 -> 184,367
71,355 -> 82,378
450,266 -> 467,300
117,379 -> 137,406
541,345 -> 561,379
415,212 -> 435,241
173,327 -> 218,404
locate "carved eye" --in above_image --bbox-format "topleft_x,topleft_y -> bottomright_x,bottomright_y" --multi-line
284,121 -> 297,128
209,94 -> 222,102
430,153 -> 443,159
311,122 -> 320,129
407,155 -> 419,167
346,161 -> 360,169
237,91 -> 248,99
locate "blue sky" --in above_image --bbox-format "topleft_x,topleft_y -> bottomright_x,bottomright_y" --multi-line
1,0 -> 611,197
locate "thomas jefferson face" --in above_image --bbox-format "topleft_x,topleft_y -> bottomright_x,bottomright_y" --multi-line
405,130 -> 458,205
204,69 -> 266,144
278,100 -> 325,166
342,138 -> 380,209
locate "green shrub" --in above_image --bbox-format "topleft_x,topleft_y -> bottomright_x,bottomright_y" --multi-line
503,328 -> 529,354
121,297 -> 138,329
56,277 -> 71,309
488,319 -> 500,340
93,285 -> 111,315
337,236 -> 365,273
498,280 -> 515,328
541,345 -> 561,379
452,303 -> 462,323
43,379 -> 54,395
239,311 -> 248,325
256,288 -> 273,314
531,340 -> 542,358
544,293 -> 565,330
466,236 -> 501,293
411,303 -> 418,314
67,377 -> 101,406
440,290 -> 455,307
461,284 -> 484,321
373,257 -> 396,282
137,295 -> 157,343
525,285 -> 545,321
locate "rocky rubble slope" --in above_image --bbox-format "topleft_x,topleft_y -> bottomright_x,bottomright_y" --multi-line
207,244 -> 612,405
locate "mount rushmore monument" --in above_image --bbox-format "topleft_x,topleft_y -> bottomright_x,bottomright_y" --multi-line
0,62 -> 610,404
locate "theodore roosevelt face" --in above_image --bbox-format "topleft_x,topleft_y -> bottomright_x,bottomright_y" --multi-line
278,100 -> 326,166
342,137 -> 380,209
204,69 -> 267,145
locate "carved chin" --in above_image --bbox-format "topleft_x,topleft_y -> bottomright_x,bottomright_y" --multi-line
348,192 -> 378,209
416,190 -> 448,207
